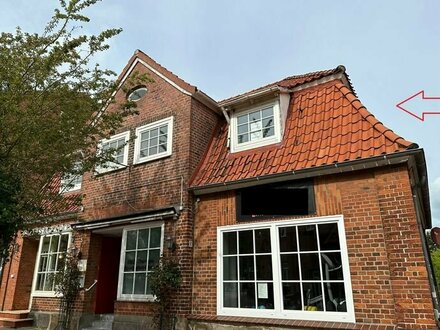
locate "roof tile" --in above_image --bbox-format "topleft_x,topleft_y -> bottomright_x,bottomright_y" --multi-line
191,78 -> 414,188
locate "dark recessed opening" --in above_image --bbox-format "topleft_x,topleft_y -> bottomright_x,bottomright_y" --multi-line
236,179 -> 315,221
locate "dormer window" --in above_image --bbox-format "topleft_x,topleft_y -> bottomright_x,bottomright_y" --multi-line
230,100 -> 283,153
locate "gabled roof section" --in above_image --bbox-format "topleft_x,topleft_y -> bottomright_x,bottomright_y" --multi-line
117,50 -> 219,112
191,78 -> 415,189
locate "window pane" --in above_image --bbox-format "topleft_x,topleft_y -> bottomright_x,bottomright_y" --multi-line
238,124 -> 248,134
36,274 -> 45,291
321,252 -> 343,280
159,144 -> 167,152
134,273 -> 146,294
224,282 -> 238,308
303,282 -> 324,311
249,121 -> 262,132
255,229 -> 270,253
262,117 -> 273,128
50,235 -> 59,253
279,227 -> 297,252
150,137 -> 158,147
301,253 -> 321,280
140,140 -> 148,150
238,231 -> 253,254
149,146 -> 157,156
148,249 -> 160,270
59,234 -> 69,252
237,114 -> 248,125
39,256 -> 48,271
41,237 -> 50,253
159,125 -> 168,135
318,223 -> 340,250
239,256 -> 254,280
122,273 -> 134,294
249,111 -> 261,122
146,274 -> 152,295
298,225 -> 318,251
223,256 -> 237,280
44,275 -> 54,291
323,283 -> 346,312
138,229 -> 149,249
124,251 -> 135,271
223,232 -> 237,255
126,231 -> 137,250
57,254 -> 65,270
257,282 -> 274,309
150,128 -> 158,138
256,255 -> 272,280
262,107 -> 273,118
141,131 -> 149,142
250,131 -> 262,141
159,135 -> 167,144
238,134 -> 249,144
282,283 -> 302,310
280,254 -> 299,280
136,250 -> 148,271
150,227 -> 161,248
240,283 -> 255,308
48,255 -> 57,271
263,127 -> 275,138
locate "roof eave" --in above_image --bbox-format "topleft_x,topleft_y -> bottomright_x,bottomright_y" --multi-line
190,149 -> 423,195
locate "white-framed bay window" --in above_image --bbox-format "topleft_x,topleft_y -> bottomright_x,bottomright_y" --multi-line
217,215 -> 355,323
32,232 -> 71,297
134,117 -> 173,164
117,222 -> 164,301
230,101 -> 282,153
96,131 -> 130,174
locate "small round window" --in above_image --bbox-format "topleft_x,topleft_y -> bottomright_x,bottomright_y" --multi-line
127,87 -> 148,102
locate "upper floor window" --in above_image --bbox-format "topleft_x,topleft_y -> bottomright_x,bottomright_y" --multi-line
230,101 -> 282,153
96,131 -> 130,174
134,117 -> 173,164
60,162 -> 82,193
127,86 -> 148,102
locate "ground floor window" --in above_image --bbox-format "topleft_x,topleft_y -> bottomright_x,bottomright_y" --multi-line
217,215 -> 354,323
117,222 -> 163,301
33,233 -> 70,295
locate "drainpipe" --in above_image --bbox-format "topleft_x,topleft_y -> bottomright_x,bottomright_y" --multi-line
411,180 -> 440,326
0,236 -> 16,311
221,107 -> 231,149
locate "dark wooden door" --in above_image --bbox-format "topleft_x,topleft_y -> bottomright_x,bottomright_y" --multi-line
94,237 -> 121,314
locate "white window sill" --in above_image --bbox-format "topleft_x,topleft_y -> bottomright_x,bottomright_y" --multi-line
117,296 -> 155,302
32,291 -> 62,298
134,152 -> 171,165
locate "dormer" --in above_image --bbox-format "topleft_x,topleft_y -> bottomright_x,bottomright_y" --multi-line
221,87 -> 291,153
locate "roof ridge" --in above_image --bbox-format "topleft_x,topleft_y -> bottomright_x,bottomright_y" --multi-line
334,82 -> 415,149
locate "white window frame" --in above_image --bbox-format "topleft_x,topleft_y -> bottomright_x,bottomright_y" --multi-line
117,222 -> 164,302
31,232 -> 71,298
217,215 -> 355,323
59,163 -> 82,193
96,131 -> 130,174
133,117 -> 173,164
230,100 -> 282,153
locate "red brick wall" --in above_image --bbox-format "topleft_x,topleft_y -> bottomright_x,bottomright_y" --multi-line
192,166 -> 437,329
0,234 -> 38,311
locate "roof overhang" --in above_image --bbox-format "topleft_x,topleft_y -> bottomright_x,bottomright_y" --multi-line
190,149 -> 424,196
72,206 -> 179,231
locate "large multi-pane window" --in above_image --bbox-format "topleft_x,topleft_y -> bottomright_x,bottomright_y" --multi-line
34,233 -> 70,293
96,131 -> 130,173
218,216 -> 354,323
134,117 -> 173,164
118,224 -> 163,300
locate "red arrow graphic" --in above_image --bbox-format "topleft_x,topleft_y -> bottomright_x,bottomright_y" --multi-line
396,90 -> 440,121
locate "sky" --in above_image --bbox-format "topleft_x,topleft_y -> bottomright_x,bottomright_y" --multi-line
1,0 -> 440,225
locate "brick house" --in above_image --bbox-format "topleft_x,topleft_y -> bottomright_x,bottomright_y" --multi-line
187,68 -> 439,329
0,52 -> 438,329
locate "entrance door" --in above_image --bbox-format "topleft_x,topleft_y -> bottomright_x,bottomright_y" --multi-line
95,237 -> 121,314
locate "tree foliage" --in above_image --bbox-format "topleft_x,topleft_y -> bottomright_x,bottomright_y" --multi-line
149,258 -> 182,329
0,0 -> 143,262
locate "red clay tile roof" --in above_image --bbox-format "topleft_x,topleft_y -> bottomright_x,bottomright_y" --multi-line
219,65 -> 353,105
191,79 -> 415,188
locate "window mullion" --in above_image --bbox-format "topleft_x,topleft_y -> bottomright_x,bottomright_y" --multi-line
271,224 -> 282,316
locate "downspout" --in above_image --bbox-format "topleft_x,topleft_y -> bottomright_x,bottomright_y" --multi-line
411,175 -> 440,325
221,107 -> 231,149
0,235 -> 16,311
